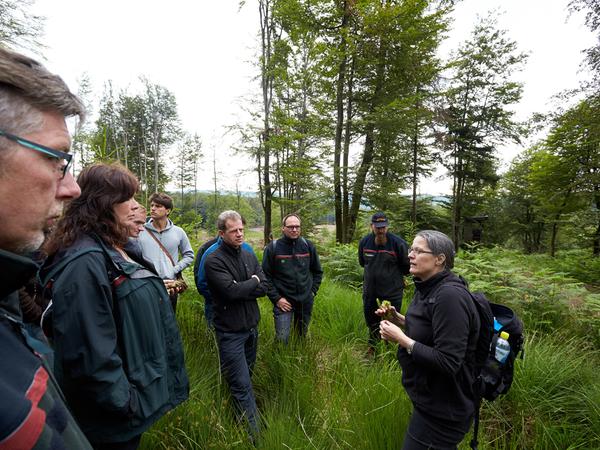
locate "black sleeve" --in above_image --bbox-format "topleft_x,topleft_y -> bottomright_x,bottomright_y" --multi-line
249,252 -> 269,298
358,237 -> 366,267
411,286 -> 474,375
205,253 -> 266,302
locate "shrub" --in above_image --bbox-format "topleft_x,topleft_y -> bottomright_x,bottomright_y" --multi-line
320,243 -> 363,290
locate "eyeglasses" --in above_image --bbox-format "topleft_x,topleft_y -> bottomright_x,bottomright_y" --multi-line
409,247 -> 434,255
0,129 -> 72,179
284,225 -> 301,230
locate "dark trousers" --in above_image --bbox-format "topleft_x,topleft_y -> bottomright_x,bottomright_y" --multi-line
362,293 -> 402,348
402,408 -> 472,450
273,297 -> 314,343
216,328 -> 259,435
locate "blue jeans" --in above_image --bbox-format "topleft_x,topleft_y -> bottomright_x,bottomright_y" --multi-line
215,328 -> 259,434
273,297 -> 314,343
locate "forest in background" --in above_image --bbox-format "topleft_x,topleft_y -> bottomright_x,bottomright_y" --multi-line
3,0 -> 598,258
2,2 -> 600,448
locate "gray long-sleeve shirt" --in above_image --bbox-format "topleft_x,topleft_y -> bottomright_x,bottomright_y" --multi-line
137,219 -> 194,279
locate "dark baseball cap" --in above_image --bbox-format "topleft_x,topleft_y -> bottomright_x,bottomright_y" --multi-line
371,212 -> 388,227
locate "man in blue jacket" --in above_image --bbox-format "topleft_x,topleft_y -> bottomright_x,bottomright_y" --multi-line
262,214 -> 323,343
0,47 -> 91,450
358,212 -> 410,356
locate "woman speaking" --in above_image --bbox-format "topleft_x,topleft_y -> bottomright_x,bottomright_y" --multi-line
378,230 -> 480,450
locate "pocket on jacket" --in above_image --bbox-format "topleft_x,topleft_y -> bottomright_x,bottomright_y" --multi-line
129,358 -> 169,421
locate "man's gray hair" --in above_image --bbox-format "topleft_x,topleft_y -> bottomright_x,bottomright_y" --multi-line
415,230 -> 456,270
217,210 -> 242,231
0,47 -> 85,137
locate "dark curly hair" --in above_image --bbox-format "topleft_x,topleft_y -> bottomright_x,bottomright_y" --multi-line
45,163 -> 138,255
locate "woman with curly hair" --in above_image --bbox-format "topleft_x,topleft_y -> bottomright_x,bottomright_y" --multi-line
41,163 -> 189,450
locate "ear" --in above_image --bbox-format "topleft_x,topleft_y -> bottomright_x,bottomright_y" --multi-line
435,253 -> 446,267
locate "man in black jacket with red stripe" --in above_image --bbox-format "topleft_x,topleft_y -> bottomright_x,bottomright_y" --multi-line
0,47 -> 91,450
204,210 -> 268,437
262,214 -> 323,343
358,212 -> 410,355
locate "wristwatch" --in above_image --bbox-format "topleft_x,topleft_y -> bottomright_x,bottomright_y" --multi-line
406,340 -> 416,355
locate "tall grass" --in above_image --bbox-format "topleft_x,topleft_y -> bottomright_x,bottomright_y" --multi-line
140,247 -> 600,449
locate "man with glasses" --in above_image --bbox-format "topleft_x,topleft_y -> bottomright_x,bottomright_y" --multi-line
262,214 -> 323,343
0,48 -> 91,449
358,212 -> 410,357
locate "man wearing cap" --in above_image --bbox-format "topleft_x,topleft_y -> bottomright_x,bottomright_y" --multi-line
358,212 -> 410,355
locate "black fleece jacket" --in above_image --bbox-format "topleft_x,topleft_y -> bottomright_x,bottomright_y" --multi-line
358,232 -> 410,300
205,242 -> 268,332
398,270 -> 480,422
262,235 -> 323,304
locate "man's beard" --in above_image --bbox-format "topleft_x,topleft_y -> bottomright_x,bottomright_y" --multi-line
14,232 -> 45,256
374,233 -> 387,246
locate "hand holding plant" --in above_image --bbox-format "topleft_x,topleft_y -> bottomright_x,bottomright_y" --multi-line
375,300 -> 405,328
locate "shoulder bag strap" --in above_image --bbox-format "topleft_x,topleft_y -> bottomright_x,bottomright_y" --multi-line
147,229 -> 176,267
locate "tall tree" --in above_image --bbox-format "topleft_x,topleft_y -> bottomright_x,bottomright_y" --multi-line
501,149 -> 546,253
142,78 -> 180,194
342,0 -> 449,242
439,17 -> 526,248
89,79 -> 181,200
258,0 -> 280,244
72,72 -> 95,174
172,133 -> 202,207
543,95 -> 600,255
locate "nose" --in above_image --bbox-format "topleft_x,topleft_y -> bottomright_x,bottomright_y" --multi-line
56,171 -> 81,200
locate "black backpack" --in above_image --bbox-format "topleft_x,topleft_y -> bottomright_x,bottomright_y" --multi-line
442,280 -> 524,450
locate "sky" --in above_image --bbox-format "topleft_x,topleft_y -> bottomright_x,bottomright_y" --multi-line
29,0 -> 596,195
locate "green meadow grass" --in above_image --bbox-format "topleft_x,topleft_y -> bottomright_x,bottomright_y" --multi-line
140,247 -> 600,449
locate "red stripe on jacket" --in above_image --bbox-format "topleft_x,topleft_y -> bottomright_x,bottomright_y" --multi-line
275,253 -> 310,259
0,367 -> 48,450
363,249 -> 397,257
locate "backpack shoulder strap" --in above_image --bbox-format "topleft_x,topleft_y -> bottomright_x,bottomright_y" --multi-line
428,279 -> 467,304
269,239 -> 278,267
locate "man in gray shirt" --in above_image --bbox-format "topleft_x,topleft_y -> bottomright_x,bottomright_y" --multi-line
138,192 -> 194,313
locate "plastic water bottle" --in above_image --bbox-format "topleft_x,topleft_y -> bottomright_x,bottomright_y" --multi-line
495,331 -> 511,364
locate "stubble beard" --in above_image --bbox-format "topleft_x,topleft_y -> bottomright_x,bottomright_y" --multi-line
14,232 -> 45,256
374,233 -> 387,246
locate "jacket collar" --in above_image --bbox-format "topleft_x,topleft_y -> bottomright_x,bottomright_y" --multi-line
279,234 -> 298,245
221,241 -> 242,256
0,248 -> 39,303
145,218 -> 173,233
413,270 -> 456,298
